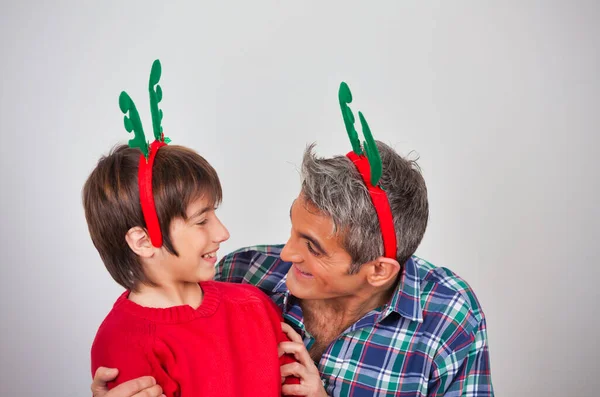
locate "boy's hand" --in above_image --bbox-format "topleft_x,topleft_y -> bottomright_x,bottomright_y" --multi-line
91,367 -> 164,397
279,323 -> 328,397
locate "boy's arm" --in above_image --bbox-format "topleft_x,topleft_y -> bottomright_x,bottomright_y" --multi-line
91,368 -> 162,397
253,289 -> 303,390
91,337 -> 179,397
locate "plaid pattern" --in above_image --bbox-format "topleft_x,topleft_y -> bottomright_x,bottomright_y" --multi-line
216,245 -> 493,396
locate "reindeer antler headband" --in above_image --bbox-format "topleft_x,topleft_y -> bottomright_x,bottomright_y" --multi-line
119,59 -> 170,247
339,82 -> 397,260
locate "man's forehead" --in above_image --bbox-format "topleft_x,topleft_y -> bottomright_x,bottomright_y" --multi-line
290,196 -> 340,241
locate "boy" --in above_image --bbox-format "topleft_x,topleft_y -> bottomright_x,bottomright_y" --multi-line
83,60 -> 299,396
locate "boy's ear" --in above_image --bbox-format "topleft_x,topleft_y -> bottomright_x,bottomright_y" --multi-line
125,226 -> 155,258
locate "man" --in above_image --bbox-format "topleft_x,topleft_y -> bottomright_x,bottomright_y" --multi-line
91,140 -> 493,396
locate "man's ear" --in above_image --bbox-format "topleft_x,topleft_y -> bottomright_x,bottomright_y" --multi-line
364,256 -> 401,288
125,226 -> 155,258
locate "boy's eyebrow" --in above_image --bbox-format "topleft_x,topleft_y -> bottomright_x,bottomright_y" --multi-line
189,206 -> 212,219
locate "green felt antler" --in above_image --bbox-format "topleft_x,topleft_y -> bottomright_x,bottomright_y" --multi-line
148,60 -> 167,142
338,82 -> 383,186
339,82 -> 362,155
119,91 -> 149,158
119,59 -> 171,158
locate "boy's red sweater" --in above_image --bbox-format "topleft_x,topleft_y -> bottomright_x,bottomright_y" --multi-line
91,281 -> 300,396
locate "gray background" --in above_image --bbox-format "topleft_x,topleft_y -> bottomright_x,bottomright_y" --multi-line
1,1 -> 599,396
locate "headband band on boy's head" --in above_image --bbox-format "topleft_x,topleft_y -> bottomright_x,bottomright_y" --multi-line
119,59 -> 171,248
338,82 -> 397,260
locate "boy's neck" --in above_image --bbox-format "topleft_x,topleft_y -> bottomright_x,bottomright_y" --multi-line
129,281 -> 204,309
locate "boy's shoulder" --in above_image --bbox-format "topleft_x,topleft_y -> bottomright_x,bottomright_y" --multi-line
91,292 -> 152,352
208,280 -> 273,306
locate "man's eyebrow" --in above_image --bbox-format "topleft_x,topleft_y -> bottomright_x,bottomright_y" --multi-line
298,232 -> 329,257
290,199 -> 330,257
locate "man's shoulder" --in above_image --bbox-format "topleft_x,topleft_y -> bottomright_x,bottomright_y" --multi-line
413,255 -> 486,325
216,244 -> 291,293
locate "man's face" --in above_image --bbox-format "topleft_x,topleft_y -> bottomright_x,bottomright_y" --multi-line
281,194 -> 367,300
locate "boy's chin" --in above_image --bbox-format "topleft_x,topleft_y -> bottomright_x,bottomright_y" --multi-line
194,267 -> 216,282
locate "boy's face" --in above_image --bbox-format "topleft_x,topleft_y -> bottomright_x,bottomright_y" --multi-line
158,195 -> 230,283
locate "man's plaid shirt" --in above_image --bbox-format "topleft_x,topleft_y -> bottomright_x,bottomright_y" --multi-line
216,244 -> 493,396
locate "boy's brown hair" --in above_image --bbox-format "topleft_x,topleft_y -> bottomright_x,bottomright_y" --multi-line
82,144 -> 222,291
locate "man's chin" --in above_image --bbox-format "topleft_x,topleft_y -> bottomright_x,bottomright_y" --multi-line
285,275 -> 317,300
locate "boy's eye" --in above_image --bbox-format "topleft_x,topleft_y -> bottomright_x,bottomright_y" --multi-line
306,241 -> 320,257
196,219 -> 208,226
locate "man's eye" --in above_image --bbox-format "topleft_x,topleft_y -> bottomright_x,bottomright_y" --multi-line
306,241 -> 320,257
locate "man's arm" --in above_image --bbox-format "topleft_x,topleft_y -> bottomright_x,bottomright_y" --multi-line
428,319 -> 494,396
91,368 -> 163,397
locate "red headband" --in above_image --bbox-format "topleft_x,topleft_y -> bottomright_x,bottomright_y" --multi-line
346,152 -> 397,259
138,140 -> 167,247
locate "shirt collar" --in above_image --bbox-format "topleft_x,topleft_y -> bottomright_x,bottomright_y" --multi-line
379,256 -> 424,323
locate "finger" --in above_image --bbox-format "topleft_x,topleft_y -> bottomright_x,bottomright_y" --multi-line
105,376 -> 159,397
282,383 -> 307,396
278,341 -> 313,367
280,362 -> 309,380
93,367 -> 119,383
281,322 -> 303,344
129,384 -> 164,397
91,368 -> 120,395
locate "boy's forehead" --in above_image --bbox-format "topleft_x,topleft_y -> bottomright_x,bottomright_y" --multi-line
186,195 -> 216,216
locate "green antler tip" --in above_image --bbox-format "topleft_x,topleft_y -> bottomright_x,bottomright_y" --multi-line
339,81 -> 362,155
118,91 -> 131,113
339,82 -> 353,103
149,59 -> 165,141
150,59 -> 162,86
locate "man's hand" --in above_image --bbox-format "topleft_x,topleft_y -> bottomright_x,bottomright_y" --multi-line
279,323 -> 328,397
91,367 -> 164,397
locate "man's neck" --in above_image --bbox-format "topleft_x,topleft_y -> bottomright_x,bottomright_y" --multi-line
300,280 -> 398,335
129,281 -> 204,309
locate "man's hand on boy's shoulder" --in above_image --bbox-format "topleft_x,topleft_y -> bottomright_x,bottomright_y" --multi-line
91,367 -> 164,397
279,323 -> 329,397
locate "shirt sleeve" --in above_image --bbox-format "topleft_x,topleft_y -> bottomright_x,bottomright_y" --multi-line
91,331 -> 180,397
214,244 -> 288,291
428,318 -> 494,396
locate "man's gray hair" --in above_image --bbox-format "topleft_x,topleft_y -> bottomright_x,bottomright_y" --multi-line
300,141 -> 429,274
